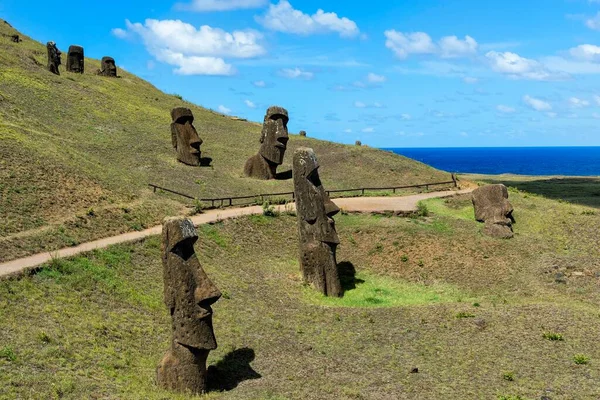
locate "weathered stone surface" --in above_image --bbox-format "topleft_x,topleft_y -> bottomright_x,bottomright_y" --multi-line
10,34 -> 20,43
355,140 -> 362,146
171,108 -> 203,166
472,184 -> 515,238
66,45 -> 84,73
293,147 -> 342,297
46,41 -> 61,75
244,106 -> 289,180
98,56 -> 117,77
157,217 -> 221,395
299,130 -> 307,137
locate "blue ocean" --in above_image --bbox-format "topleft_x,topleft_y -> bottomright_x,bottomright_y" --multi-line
384,147 -> 600,176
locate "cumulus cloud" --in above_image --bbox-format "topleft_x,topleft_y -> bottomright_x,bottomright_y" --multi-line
384,31 -> 477,59
485,51 -> 567,81
278,67 -> 313,79
497,105 -> 516,113
569,44 -> 600,61
113,19 -> 265,75
523,95 -> 552,111
244,99 -> 256,108
218,105 -> 232,114
111,28 -> 129,39
174,0 -> 268,12
366,72 -> 386,83
256,0 -> 359,38
569,97 -> 590,108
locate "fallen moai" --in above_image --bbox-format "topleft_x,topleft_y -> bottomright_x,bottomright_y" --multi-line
472,184 -> 515,238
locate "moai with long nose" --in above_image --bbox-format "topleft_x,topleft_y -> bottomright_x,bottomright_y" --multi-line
293,147 -> 343,297
157,217 -> 222,395
170,107 -> 203,166
46,41 -> 61,75
244,106 -> 289,180
66,45 -> 84,73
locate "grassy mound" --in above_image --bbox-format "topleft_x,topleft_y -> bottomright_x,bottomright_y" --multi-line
0,19 -> 450,261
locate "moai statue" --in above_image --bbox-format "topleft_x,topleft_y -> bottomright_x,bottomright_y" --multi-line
244,106 -> 289,180
171,108 -> 203,166
46,41 -> 61,75
299,130 -> 307,137
10,35 -> 20,43
98,56 -> 117,77
66,45 -> 84,73
157,217 -> 222,395
355,140 -> 362,146
293,147 -> 342,297
472,184 -> 515,238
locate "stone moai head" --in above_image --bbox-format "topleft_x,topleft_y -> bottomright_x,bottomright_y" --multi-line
171,108 -> 203,166
100,56 -> 117,77
158,217 -> 221,394
299,130 -> 307,137
355,140 -> 362,146
10,35 -> 20,43
259,106 -> 289,165
472,184 -> 515,238
46,41 -> 61,75
66,45 -> 84,73
293,147 -> 342,297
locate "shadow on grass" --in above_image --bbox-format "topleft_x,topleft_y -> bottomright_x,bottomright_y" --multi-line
275,169 -> 293,180
207,348 -> 261,392
337,261 -> 365,293
200,157 -> 213,167
479,177 -> 600,208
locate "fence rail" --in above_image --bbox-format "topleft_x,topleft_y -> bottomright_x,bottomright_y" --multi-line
149,173 -> 458,209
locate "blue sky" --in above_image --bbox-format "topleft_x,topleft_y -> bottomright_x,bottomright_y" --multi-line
3,0 -> 600,147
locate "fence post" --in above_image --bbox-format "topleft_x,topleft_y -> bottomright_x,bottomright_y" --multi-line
361,188 -> 365,196
452,173 -> 457,188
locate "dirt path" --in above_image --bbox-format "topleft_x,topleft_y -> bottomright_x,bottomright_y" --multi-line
0,189 -> 471,278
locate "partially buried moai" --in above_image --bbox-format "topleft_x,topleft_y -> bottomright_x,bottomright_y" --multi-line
171,107 -> 203,166
244,106 -> 289,179
66,45 -> 84,73
157,217 -> 222,395
98,56 -> 117,77
472,184 -> 515,238
46,41 -> 61,75
293,147 -> 342,297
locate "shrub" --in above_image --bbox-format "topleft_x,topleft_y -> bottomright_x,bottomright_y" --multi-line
502,371 -> 515,381
573,354 -> 590,365
455,312 -> 475,319
192,199 -> 206,215
542,332 -> 564,341
0,346 -> 16,362
262,201 -> 278,217
416,202 -> 429,217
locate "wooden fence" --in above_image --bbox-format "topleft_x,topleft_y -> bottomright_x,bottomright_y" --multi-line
149,173 -> 458,208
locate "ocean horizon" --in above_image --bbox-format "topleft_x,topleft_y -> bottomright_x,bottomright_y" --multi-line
383,146 -> 600,177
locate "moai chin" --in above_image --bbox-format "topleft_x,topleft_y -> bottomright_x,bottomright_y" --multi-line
66,45 -> 84,73
157,217 -> 222,395
171,108 -> 203,166
98,56 -> 117,77
46,41 -> 61,75
244,106 -> 289,180
471,184 -> 515,239
292,147 -> 343,297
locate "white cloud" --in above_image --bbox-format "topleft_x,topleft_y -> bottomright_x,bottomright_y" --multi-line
459,131 -> 468,137
278,67 -> 313,79
111,28 -> 129,39
244,99 -> 256,108
114,19 -> 265,76
523,95 -> 552,111
253,80 -> 266,87
585,12 -> 600,30
354,101 -> 366,108
463,76 -> 479,84
366,72 -> 386,83
594,95 -> 600,106
373,102 -> 384,108
485,51 -> 566,81
399,113 -> 411,120
344,128 -> 352,133
384,31 -> 436,59
174,0 -> 267,12
438,35 -> 478,58
256,0 -> 359,38
569,44 -> 600,61
542,56 -> 600,74
496,105 -> 516,113
569,97 -> 590,108
218,105 -> 232,114
362,127 -> 375,133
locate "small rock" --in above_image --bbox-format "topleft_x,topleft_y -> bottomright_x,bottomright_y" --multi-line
410,367 -> 419,374
571,271 -> 584,277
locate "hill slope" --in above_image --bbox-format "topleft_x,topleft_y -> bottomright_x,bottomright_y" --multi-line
0,20 -> 450,261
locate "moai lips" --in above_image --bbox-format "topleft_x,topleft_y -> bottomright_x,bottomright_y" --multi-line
46,41 -> 61,75
170,108 -> 203,166
472,184 -> 515,238
66,45 -> 84,73
244,106 -> 289,180
157,217 -> 221,394
293,147 -> 342,297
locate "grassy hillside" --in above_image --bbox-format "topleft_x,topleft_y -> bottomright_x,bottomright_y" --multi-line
0,19 -> 450,261
2,189 -> 599,399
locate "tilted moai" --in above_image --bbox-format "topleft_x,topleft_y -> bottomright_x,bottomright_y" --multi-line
98,56 -> 117,77
66,45 -> 84,73
472,184 -> 515,239
293,147 -> 343,297
46,41 -> 61,75
171,108 -> 203,166
157,217 -> 222,395
244,106 -> 289,180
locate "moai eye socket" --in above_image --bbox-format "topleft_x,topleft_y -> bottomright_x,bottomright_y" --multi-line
307,168 -> 322,188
